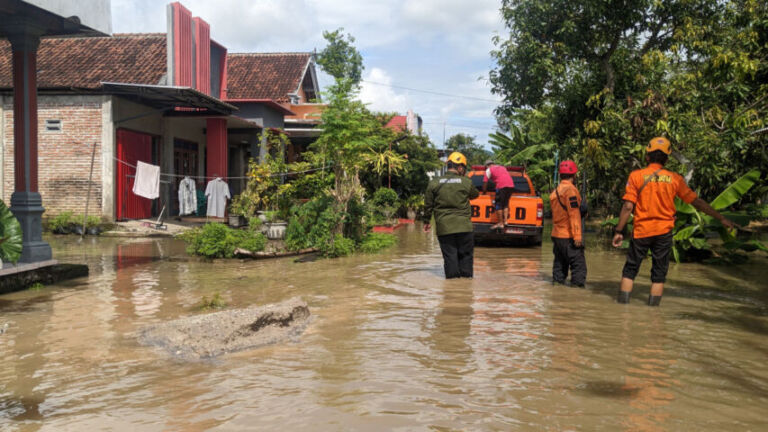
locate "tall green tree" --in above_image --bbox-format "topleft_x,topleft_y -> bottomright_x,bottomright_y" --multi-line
491,0 -> 768,211
444,133 -> 492,166
316,28 -> 364,85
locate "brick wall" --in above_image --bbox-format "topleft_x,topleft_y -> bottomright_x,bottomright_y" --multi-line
2,95 -> 104,218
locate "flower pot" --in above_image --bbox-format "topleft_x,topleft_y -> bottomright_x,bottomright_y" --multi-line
256,211 -> 268,223
264,221 -> 287,240
228,215 -> 246,228
406,209 -> 417,220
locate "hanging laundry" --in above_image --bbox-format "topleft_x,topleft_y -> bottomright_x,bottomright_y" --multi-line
205,178 -> 230,217
132,161 -> 160,199
178,176 -> 197,216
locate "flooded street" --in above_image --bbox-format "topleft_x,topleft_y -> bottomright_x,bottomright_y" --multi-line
1,224 -> 767,431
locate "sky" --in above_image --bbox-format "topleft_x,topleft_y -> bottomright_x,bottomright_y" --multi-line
111,0 -> 506,148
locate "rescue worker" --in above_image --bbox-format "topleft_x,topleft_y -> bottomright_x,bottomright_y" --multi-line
612,137 -> 738,306
550,160 -> 586,287
482,159 -> 516,230
423,152 -> 480,278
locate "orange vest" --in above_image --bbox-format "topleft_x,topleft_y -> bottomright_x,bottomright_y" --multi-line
549,180 -> 582,241
622,163 -> 698,238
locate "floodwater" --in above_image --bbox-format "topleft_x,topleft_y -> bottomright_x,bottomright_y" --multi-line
1,224 -> 767,431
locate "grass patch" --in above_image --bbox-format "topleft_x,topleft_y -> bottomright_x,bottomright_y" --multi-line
359,232 -> 398,253
199,292 -> 226,310
28,282 -> 44,291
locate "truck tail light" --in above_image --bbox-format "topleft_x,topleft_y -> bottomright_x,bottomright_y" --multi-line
536,202 -> 543,221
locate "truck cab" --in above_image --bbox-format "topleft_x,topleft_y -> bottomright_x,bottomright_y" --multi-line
468,165 -> 543,245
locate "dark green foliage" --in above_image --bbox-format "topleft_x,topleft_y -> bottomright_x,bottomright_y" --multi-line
285,195 -> 342,253
359,232 -> 398,253
325,234 -> 356,258
0,199 -> 22,264
179,223 -> 266,259
491,0 -> 768,212
370,187 -> 399,225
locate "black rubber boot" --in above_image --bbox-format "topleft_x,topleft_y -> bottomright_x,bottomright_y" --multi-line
617,291 -> 631,304
647,295 -> 662,306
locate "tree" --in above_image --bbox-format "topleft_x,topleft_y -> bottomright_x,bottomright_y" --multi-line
444,133 -> 492,166
491,0 -> 768,211
316,28 -> 364,85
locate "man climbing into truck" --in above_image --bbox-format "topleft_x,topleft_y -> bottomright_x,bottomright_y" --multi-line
482,160 -> 516,230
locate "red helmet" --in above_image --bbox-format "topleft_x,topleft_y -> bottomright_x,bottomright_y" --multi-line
559,160 -> 578,175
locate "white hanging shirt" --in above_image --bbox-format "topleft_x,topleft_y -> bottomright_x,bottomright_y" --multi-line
178,177 -> 197,216
132,161 -> 160,199
204,178 -> 230,217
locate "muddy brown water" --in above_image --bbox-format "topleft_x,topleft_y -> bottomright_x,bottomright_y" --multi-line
1,224 -> 767,431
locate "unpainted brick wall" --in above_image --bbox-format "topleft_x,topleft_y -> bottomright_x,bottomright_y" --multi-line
2,96 -> 104,218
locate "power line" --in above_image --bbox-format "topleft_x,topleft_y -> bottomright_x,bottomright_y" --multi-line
361,80 -> 501,103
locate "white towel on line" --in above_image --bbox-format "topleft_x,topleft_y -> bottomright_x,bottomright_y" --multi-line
133,161 -> 160,199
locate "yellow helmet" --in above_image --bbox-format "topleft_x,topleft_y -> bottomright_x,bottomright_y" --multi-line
447,151 -> 467,166
647,137 -> 672,155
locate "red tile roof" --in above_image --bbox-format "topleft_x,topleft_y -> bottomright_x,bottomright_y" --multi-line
0,34 -> 167,90
226,53 -> 311,102
386,116 -> 407,131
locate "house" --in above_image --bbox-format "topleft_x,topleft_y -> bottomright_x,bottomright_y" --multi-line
386,109 -> 423,136
0,2 -> 320,221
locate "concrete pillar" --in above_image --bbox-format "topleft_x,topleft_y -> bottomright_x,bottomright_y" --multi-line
161,117 -> 175,216
100,96 -> 115,220
8,28 -> 52,263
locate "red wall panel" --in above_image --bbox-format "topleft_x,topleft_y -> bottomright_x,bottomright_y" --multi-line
206,118 -> 227,180
116,129 -> 153,220
172,2 -> 193,87
194,17 -> 211,95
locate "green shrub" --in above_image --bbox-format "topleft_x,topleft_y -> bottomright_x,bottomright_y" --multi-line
359,233 -> 398,253
324,234 -> 355,257
179,223 -> 266,258
370,187 -> 399,225
285,195 -> 340,252
199,291 -> 226,310
48,211 -> 74,232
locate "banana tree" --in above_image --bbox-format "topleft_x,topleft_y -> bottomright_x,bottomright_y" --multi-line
0,200 -> 23,265
488,127 -> 555,189
672,169 -> 766,262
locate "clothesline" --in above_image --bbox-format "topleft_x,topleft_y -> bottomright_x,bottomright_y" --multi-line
114,157 -> 331,180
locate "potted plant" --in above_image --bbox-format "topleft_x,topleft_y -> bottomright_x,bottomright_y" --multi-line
263,210 -> 287,240
403,195 -> 424,221
228,195 -> 251,228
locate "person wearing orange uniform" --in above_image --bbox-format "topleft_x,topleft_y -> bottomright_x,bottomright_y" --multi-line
612,137 -> 738,306
550,160 -> 586,287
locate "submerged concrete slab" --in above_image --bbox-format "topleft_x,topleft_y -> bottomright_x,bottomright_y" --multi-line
139,297 -> 310,360
0,261 -> 88,295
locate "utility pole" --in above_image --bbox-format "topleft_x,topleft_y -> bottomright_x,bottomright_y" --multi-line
442,122 -> 446,147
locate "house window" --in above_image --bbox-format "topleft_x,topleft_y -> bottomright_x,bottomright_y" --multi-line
45,119 -> 62,132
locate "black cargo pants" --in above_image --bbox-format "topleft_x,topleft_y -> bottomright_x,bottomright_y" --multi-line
438,232 -> 474,279
552,237 -> 587,286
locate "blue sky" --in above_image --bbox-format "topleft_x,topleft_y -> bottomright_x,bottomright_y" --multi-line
112,0 -> 505,148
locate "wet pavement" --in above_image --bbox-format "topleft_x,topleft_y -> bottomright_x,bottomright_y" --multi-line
1,224 -> 767,430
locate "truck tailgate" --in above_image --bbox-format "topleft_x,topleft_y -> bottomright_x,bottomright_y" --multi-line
470,194 -> 542,227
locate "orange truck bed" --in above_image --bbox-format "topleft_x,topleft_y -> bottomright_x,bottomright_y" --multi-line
468,166 -> 543,245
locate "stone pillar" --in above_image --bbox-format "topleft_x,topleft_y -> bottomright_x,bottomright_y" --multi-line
259,130 -> 268,164
8,28 -> 52,263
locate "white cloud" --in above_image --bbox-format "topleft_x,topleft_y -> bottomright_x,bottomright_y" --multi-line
358,68 -> 410,113
111,0 -> 505,147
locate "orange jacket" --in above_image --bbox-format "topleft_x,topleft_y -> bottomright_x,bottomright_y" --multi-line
622,163 -> 698,238
549,179 -> 582,241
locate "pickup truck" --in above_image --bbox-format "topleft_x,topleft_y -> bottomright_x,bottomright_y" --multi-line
468,165 -> 543,245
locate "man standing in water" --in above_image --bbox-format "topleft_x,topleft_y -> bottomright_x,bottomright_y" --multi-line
423,152 -> 479,278
550,160 -> 586,287
612,137 -> 737,306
